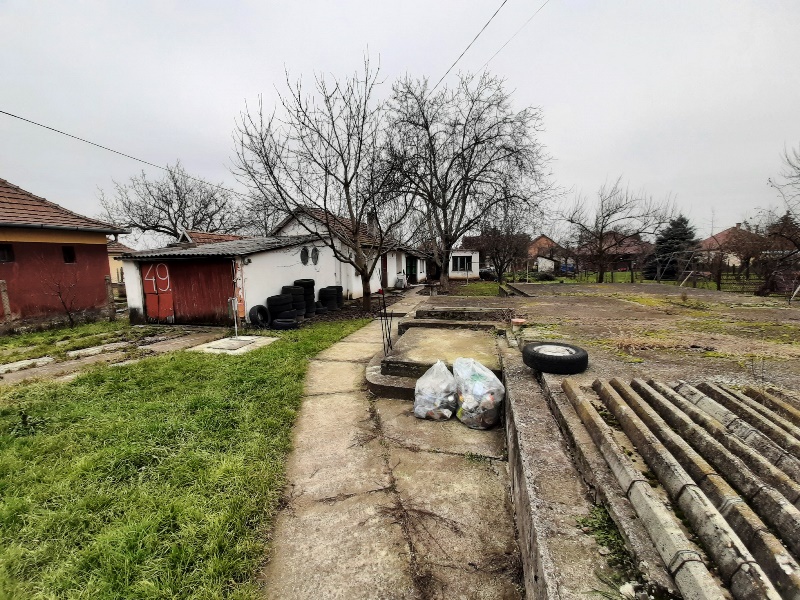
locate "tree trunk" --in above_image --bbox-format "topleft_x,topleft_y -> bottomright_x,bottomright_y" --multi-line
440,259 -> 450,292
629,260 -> 635,283
360,271 -> 372,311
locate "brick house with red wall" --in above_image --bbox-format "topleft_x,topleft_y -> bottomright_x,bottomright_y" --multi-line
0,178 -> 128,325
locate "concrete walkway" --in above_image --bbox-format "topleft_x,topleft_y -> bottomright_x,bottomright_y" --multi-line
260,295 -> 523,599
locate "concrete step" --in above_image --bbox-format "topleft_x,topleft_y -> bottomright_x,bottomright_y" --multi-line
397,318 -> 501,335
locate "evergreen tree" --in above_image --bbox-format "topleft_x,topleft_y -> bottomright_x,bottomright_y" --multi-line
643,214 -> 698,280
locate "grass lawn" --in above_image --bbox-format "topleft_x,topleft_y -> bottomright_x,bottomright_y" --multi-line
0,320 -> 174,366
0,318 -> 370,599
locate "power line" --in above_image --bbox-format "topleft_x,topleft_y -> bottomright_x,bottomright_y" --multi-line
478,0 -> 552,71
430,0 -> 511,94
0,109 -> 250,199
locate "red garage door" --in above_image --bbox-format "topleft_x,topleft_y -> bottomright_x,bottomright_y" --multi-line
141,260 -> 234,325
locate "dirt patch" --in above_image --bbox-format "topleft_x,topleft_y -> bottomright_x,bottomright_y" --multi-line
427,284 -> 800,389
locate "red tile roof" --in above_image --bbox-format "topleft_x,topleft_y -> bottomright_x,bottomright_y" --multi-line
107,239 -> 136,254
0,177 -> 127,234
182,230 -> 247,245
699,225 -> 763,251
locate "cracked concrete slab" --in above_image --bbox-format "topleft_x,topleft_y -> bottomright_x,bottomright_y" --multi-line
388,448 -> 522,599
189,335 -> 277,354
375,398 -> 506,459
304,360 -> 367,395
284,392 -> 390,502
260,492 -> 416,600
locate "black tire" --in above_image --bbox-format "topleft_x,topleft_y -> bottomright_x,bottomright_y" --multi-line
248,305 -> 269,328
282,285 -> 303,295
319,287 -> 336,298
267,294 -> 293,306
315,305 -> 328,314
294,279 -> 315,289
271,319 -> 298,330
292,300 -> 306,310
522,342 -> 588,375
275,310 -> 297,320
325,300 -> 339,311
268,303 -> 292,317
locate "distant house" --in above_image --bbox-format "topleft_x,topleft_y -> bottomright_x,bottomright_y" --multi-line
0,177 -> 128,326
528,234 -> 566,272
699,223 -> 765,267
107,239 -> 135,284
449,249 -> 480,280
176,230 -> 248,245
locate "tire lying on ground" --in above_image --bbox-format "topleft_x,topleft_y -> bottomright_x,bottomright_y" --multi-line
268,304 -> 292,319
248,305 -> 269,328
275,309 -> 297,321
270,318 -> 298,330
522,341 -> 588,375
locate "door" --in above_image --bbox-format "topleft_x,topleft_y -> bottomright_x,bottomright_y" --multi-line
405,256 -> 418,284
381,254 -> 388,288
141,262 -> 174,323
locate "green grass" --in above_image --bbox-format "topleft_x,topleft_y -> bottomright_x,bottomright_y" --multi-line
0,318 -> 370,599
0,320 -> 173,366
449,281 -> 502,296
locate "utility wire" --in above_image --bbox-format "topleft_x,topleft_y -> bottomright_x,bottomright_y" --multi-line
0,109 -> 250,199
479,0 -> 552,71
429,0 -> 511,94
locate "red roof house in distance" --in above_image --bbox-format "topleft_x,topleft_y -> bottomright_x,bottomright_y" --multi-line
0,177 -> 128,325
176,230 -> 248,245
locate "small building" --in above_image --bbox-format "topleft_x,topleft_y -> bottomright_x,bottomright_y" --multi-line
699,223 -> 764,268
449,249 -> 480,280
0,177 -> 127,326
122,236 -> 325,325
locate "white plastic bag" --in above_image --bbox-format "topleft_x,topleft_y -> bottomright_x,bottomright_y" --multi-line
453,357 -> 505,429
414,360 -> 458,420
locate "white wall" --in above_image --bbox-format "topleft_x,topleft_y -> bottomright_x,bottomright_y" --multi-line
449,250 -> 479,280
121,260 -> 144,316
537,256 -> 555,273
241,240 -> 339,318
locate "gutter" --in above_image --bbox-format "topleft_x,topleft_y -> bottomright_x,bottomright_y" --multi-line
0,222 -> 130,235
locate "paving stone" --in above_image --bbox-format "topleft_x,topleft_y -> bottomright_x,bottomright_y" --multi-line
259,492 -> 415,600
0,356 -> 54,374
189,335 -> 277,354
304,360 -> 366,395
144,331 -> 224,353
376,398 -> 505,459
0,352 -> 127,386
66,341 -> 130,358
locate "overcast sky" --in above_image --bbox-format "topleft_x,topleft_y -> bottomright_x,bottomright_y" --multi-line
2,0 -> 799,246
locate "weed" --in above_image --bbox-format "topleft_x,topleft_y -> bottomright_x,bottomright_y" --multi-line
576,505 -> 635,580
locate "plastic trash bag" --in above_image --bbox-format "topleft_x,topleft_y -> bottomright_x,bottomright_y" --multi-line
453,357 -> 505,429
414,360 -> 458,420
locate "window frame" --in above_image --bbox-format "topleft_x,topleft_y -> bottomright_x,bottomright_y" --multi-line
0,244 -> 14,263
62,246 -> 77,264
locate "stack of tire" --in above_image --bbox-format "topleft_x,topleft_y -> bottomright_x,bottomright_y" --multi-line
282,286 -> 306,322
293,279 -> 316,318
318,285 -> 343,312
266,293 -> 297,330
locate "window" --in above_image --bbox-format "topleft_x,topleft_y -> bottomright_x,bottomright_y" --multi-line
311,247 -> 319,265
0,244 -> 14,263
62,246 -> 76,263
300,247 -> 309,265
452,255 -> 472,272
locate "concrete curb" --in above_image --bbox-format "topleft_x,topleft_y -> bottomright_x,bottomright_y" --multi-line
697,383 -> 800,461
538,374 -> 676,595
673,382 -> 800,483
632,380 -> 800,559
607,379 -> 799,599
562,379 -> 726,600
723,385 -> 800,442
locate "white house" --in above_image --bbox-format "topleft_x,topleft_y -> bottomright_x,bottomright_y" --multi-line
449,249 -> 480,280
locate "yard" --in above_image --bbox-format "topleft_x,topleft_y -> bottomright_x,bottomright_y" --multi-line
0,318 -> 369,599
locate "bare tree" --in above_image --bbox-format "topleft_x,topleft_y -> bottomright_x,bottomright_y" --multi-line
389,72 -> 550,289
462,205 -> 532,283
99,161 -> 244,244
562,178 -> 673,283
35,253 -> 80,326
235,59 -> 413,310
